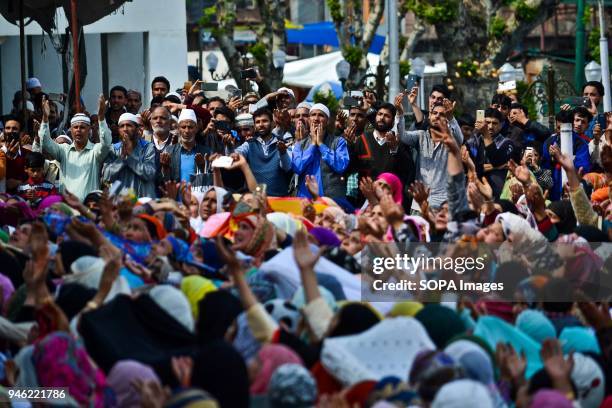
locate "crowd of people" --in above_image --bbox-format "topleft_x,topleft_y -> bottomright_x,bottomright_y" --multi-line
0,72 -> 609,407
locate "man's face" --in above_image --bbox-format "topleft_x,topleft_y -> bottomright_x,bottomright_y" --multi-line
491,103 -> 509,119
70,122 -> 91,146
349,108 -> 367,131
374,108 -> 394,133
4,120 -> 21,135
429,106 -> 445,126
151,107 -> 171,134
460,124 -> 474,140
254,115 -> 272,136
208,101 -> 224,115
292,108 -> 310,128
428,91 -> 445,111
277,93 -> 293,110
25,166 -> 44,182
119,122 -> 137,142
48,102 -> 59,124
110,90 -> 126,111
126,92 -> 142,114
309,110 -> 328,127
485,116 -> 502,136
574,114 -> 589,134
152,82 -> 169,98
509,108 -> 523,123
583,85 -> 602,107
238,126 -> 254,140
178,120 -> 197,144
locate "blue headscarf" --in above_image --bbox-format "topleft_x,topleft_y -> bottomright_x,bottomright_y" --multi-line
516,310 -> 557,344
559,327 -> 601,355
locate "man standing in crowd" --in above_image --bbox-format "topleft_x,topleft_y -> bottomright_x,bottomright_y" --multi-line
39,95 -> 111,200
292,103 -> 349,200
151,76 -> 171,99
478,108 -> 516,197
235,108 -> 292,197
3,117 -> 30,193
126,90 -> 143,114
102,113 -> 157,198
148,106 -> 173,154
161,109 -> 211,184
106,85 -> 129,142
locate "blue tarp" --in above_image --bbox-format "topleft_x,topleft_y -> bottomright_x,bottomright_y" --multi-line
286,21 -> 385,55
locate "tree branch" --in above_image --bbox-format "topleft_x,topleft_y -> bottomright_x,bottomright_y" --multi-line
362,0 -> 384,52
400,18 -> 426,60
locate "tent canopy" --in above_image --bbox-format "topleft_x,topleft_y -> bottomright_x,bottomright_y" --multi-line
286,21 -> 385,54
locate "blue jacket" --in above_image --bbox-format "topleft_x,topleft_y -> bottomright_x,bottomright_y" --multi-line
542,133 -> 591,200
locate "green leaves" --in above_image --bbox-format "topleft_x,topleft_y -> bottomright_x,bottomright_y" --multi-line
405,0 -> 459,24
342,45 -> 364,68
514,0 -> 538,22
489,16 -> 507,39
313,89 -> 339,115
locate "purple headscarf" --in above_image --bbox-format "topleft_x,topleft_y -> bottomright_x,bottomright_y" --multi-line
309,227 -> 341,247
107,360 -> 160,408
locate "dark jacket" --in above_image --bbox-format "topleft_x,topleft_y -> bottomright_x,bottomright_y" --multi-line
162,142 -> 212,183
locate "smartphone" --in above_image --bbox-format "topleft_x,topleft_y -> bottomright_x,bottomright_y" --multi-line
405,74 -> 419,90
202,82 -> 219,91
225,85 -> 242,99
5,131 -> 19,144
241,68 -> 258,79
349,90 -> 364,98
569,96 -> 591,107
597,113 -> 606,129
48,92 -> 64,103
476,110 -> 485,122
215,121 -> 233,132
344,96 -> 360,107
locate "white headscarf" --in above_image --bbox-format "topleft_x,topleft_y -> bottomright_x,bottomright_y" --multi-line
189,186 -> 228,232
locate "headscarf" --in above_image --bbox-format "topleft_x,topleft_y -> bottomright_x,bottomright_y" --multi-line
55,283 -> 96,321
163,388 -> 220,408
196,289 -> 243,343
388,301 -> 424,317
570,353 -> 605,408
559,327 -> 601,354
137,214 -> 167,240
180,275 -> 217,319
415,305 -> 466,348
149,285 -> 194,332
309,227 -> 342,247
33,332 -> 110,407
328,302 -> 381,338
191,186 -> 229,232
250,344 -> 303,395
408,350 -> 462,402
377,172 -> 403,204
267,212 -> 299,237
529,389 -> 573,408
268,363 -> 317,408
191,339 -> 250,408
242,214 -> 276,258
0,273 -> 15,309
64,256 -> 131,301
547,200 -> 577,234
431,379 -> 494,408
233,312 -> 261,362
107,360 -> 160,408
516,309 -> 556,344
57,240 -> 98,274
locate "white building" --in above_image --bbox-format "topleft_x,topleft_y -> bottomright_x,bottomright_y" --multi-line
0,0 -> 188,114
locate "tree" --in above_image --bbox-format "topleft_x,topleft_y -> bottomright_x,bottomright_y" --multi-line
200,0 -> 288,94
327,0 -> 385,82
402,0 -> 560,110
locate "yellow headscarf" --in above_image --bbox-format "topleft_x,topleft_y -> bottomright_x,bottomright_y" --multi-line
180,276 -> 217,319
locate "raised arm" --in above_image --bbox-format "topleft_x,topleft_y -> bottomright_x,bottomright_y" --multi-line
39,97 -> 63,161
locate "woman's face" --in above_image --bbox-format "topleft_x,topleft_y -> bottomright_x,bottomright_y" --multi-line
370,205 -> 389,236
124,218 -> 152,243
200,190 -> 217,220
341,230 -> 363,255
434,203 -> 449,231
476,222 -> 505,243
232,220 -> 255,251
189,196 -> 199,218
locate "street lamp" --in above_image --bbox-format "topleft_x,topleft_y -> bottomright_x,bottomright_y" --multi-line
336,59 -> 351,90
499,63 -> 517,82
273,50 -> 286,71
585,60 -> 602,82
410,57 -> 426,109
206,52 -> 231,81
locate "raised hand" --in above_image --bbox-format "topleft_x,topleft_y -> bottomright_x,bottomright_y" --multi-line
496,342 -> 526,384
161,180 -> 179,199
132,379 -> 170,408
393,92 -> 405,116
407,86 -> 419,106
508,159 -> 531,185
442,98 -> 456,119
194,153 -> 206,170
305,174 -> 319,199
343,122 -> 357,143
359,176 -> 376,202
475,176 -> 493,201
335,109 -> 348,130
541,339 -> 574,386
379,193 -> 404,227
385,131 -> 399,151
171,356 -> 193,388
549,144 -> 574,171
97,93 -> 107,118
293,229 -> 323,271
408,181 -> 430,205
159,152 -> 171,169
228,96 -> 242,112
41,96 -> 50,123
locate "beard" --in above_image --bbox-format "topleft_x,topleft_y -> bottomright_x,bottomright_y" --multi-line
374,120 -> 393,132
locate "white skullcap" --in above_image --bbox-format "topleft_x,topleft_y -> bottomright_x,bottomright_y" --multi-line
26,77 -> 42,89
118,112 -> 139,125
70,113 -> 91,126
26,101 -> 35,111
236,113 -> 254,127
178,109 -> 197,123
278,87 -> 295,98
55,134 -> 73,144
296,101 -> 312,110
310,103 -> 330,118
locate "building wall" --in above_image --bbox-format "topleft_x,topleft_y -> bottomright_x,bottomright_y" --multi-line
0,0 -> 187,114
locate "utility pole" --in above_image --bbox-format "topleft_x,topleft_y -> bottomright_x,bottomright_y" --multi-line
599,0 -> 611,112
387,0 -> 400,102
575,0 -> 586,92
